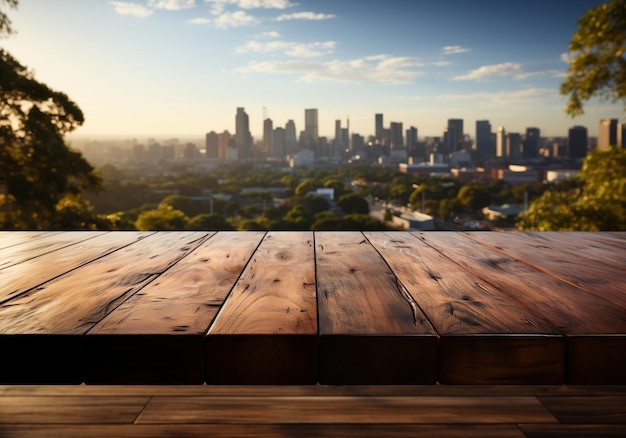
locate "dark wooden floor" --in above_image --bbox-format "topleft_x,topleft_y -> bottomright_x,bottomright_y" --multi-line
0,231 -> 625,436
1,384 -> 625,437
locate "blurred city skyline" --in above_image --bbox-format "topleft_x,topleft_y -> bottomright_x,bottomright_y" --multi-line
3,0 -> 624,139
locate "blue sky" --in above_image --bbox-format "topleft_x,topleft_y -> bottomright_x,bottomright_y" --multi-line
3,0 -> 623,140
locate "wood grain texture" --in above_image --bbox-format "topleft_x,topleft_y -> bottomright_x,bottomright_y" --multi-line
0,231 -> 61,251
0,396 -> 149,423
84,232 -> 263,384
0,231 -> 151,304
0,232 -> 210,384
135,395 -> 557,424
0,231 -> 105,269
523,232 -> 626,270
465,231 -> 626,309
366,231 -> 563,384
412,231 -> 626,384
520,424 -> 626,437
316,232 -> 437,384
537,396 -> 626,424
206,232 -> 318,384
0,424 -> 528,438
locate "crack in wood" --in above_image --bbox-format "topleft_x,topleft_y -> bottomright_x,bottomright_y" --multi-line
395,278 -> 420,326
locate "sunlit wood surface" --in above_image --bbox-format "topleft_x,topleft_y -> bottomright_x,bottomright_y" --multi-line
0,231 -> 624,385
0,231 -> 625,436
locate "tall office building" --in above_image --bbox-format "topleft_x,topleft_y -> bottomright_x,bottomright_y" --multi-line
524,127 -> 540,159
507,133 -> 522,161
568,126 -> 588,158
496,126 -> 506,158
263,118 -> 273,154
285,119 -> 297,155
406,126 -> 418,152
205,131 -> 219,158
335,120 -> 342,142
235,107 -> 252,157
375,113 -> 383,140
273,127 -> 286,158
390,122 -> 403,149
598,118 -> 618,149
475,120 -> 493,156
447,119 -> 464,151
304,108 -> 319,143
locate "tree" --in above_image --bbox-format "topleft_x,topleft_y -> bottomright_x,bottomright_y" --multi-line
1,0 -> 103,229
517,146 -> 626,230
560,0 -> 626,116
456,185 -> 491,211
337,193 -> 369,215
135,205 -> 189,230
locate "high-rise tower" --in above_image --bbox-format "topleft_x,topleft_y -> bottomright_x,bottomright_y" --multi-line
375,113 -> 383,140
447,119 -> 464,151
305,109 -> 319,143
598,118 -> 618,149
235,107 -> 252,158
568,126 -> 588,158
475,120 -> 493,157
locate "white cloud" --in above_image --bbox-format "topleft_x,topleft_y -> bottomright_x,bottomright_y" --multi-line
148,0 -> 196,10
204,0 -> 294,14
188,17 -> 211,24
452,62 -> 524,81
276,12 -> 336,21
214,10 -> 260,27
560,52 -> 571,63
257,31 -> 281,38
441,45 -> 471,55
110,1 -> 153,17
236,40 -> 335,57
236,55 -> 423,84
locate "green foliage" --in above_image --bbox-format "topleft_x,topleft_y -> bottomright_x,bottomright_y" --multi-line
311,213 -> 388,230
456,185 -> 491,211
135,205 -> 189,230
294,178 -> 322,196
188,213 -> 235,230
560,0 -> 626,116
517,146 -> 626,230
0,1 -> 102,229
337,192 -> 369,215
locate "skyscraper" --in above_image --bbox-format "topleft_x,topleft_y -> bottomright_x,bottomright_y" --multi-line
447,119 -> 464,151
390,122 -> 403,149
475,120 -> 493,157
235,107 -> 252,158
598,118 -> 618,149
375,113 -> 383,140
568,126 -> 588,158
263,118 -> 273,154
524,127 -> 540,159
273,127 -> 285,158
205,131 -> 219,158
285,119 -> 297,155
304,108 -> 319,143
507,132 -> 522,161
496,126 -> 506,158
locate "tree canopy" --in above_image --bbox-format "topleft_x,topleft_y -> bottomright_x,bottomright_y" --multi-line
1,0 -> 103,229
517,146 -> 626,231
560,0 -> 626,116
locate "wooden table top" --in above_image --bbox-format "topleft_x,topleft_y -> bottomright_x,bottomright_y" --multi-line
0,231 -> 624,385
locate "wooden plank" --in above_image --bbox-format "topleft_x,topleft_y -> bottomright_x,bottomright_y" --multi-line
0,396 -> 149,424
136,395 -> 558,424
466,231 -> 626,310
315,232 -> 437,384
366,232 -> 563,384
0,231 -> 107,270
0,231 -> 152,304
521,232 -> 626,271
537,396 -> 626,424
0,424 -> 528,437
0,231 -> 61,251
205,232 -> 318,384
520,424 -> 626,437
412,231 -> 626,384
0,232 -> 211,384
84,232 -> 264,384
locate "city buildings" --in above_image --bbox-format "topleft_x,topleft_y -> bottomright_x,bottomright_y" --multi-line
568,126 -> 588,158
598,118 -> 618,149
